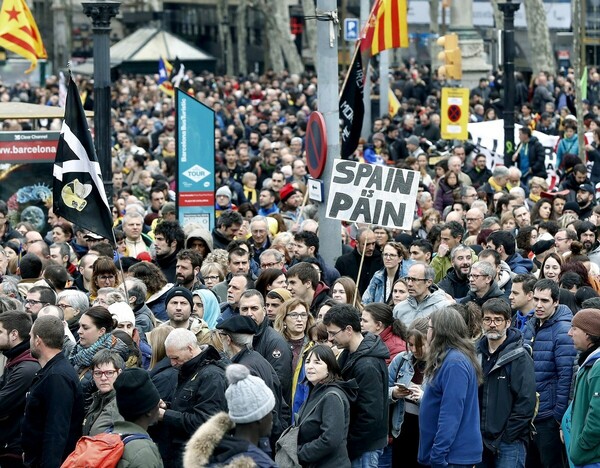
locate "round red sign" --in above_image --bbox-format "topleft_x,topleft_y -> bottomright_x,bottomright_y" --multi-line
305,112 -> 327,179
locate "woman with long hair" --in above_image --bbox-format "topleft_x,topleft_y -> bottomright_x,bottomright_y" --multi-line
254,268 -> 287,298
128,261 -> 173,321
419,308 -> 483,467
539,252 -> 563,283
415,208 -> 442,240
361,303 -> 406,363
531,198 -> 553,225
516,226 -> 538,259
294,345 -> 358,468
386,317 -> 430,466
388,278 -> 409,306
363,242 -> 413,305
434,171 -> 461,213
526,176 -> 549,211
331,276 -> 361,308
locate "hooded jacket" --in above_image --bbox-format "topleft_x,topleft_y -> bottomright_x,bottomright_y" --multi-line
338,332 -> 389,460
161,345 -> 228,467
569,347 -> 600,466
393,285 -> 453,327
458,281 -> 508,308
477,329 -> 537,452
0,340 -> 40,457
437,267 -> 470,300
522,304 -> 576,422
183,412 -> 274,468
185,227 -> 213,253
297,380 -> 359,468
506,252 -> 533,274
310,282 -> 330,316
82,389 -> 124,436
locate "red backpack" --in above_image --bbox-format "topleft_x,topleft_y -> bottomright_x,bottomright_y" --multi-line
61,432 -> 151,468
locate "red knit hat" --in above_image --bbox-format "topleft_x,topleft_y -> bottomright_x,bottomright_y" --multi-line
572,309 -> 600,337
279,183 -> 299,202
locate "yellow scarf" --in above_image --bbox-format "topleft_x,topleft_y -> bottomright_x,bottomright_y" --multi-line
488,177 -> 504,193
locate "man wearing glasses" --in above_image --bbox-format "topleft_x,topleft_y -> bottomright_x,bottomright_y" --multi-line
393,262 -> 451,327
24,285 -> 56,320
458,261 -> 507,307
477,298 -> 536,467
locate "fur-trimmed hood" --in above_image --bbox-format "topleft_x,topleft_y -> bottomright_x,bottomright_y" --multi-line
183,412 -> 256,468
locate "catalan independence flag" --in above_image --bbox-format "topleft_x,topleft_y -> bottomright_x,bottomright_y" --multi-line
0,0 -> 46,73
158,56 -> 174,95
361,0 -> 408,56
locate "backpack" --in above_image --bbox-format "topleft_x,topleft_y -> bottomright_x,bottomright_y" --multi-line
60,432 -> 151,468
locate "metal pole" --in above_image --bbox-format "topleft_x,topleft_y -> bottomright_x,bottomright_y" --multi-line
316,0 -> 341,266
82,1 -> 120,204
498,0 -> 519,168
360,0 -> 371,138
380,50 -> 389,120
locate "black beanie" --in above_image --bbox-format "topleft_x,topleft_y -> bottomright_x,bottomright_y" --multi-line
114,368 -> 160,420
164,286 -> 194,309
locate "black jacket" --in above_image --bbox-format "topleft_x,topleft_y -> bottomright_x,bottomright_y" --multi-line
0,341 -> 40,457
477,329 -> 537,452
437,268 -> 470,300
458,282 -> 508,307
297,380 -> 359,468
148,356 -> 179,463
253,318 -> 293,405
513,136 -> 546,179
335,248 -> 384,295
162,345 -> 228,468
155,249 -> 179,283
21,352 -> 84,468
211,228 -> 232,251
466,166 -> 493,189
338,332 -> 389,460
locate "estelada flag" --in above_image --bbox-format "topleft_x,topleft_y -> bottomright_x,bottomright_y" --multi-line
53,75 -> 113,240
0,0 -> 47,73
361,0 -> 409,57
158,56 -> 174,95
388,87 -> 400,117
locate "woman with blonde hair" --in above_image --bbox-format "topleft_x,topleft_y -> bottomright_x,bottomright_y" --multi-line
331,276 -> 361,309
526,176 -> 549,211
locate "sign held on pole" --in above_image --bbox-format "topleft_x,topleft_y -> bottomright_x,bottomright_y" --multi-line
441,87 -> 469,140
326,160 -> 419,230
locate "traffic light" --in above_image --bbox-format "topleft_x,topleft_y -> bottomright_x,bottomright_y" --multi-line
437,33 -> 462,80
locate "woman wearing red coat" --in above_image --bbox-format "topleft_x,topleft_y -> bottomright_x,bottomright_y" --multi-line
360,303 -> 407,364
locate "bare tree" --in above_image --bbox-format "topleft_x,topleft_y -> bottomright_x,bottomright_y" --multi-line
523,0 -> 555,75
301,0 -> 317,60
236,0 -> 248,75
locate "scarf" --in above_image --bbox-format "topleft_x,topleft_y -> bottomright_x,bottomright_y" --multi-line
488,176 -> 504,193
69,333 -> 114,368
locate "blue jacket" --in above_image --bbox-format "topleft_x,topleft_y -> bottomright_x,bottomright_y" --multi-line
418,349 -> 482,468
506,252 -> 533,274
362,260 -> 414,305
522,304 -> 576,422
388,351 -> 421,438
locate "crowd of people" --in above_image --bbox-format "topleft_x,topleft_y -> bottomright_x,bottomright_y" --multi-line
1,63 -> 600,468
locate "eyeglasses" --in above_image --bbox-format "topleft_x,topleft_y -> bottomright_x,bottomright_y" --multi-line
204,275 -> 221,281
405,277 -> 428,283
98,275 -> 116,281
93,370 -> 118,379
260,262 -> 281,269
483,317 -> 507,325
24,299 -> 44,306
383,253 -> 398,258
555,238 -> 567,242
57,303 -> 73,310
327,327 -> 346,338
287,312 -> 308,320
466,218 -> 482,222
468,273 -> 488,279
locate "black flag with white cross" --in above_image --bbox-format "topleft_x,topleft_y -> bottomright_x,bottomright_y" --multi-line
53,75 -> 113,240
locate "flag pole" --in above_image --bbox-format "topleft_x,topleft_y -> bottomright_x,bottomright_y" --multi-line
339,41 -> 362,100
353,226 -> 370,306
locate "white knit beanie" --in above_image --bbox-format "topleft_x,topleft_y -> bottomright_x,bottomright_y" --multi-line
108,302 -> 136,325
225,364 -> 275,424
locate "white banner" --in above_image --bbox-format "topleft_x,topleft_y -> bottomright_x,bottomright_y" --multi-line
326,161 -> 419,230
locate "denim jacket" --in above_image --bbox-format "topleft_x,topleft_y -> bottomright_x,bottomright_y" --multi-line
388,351 -> 418,438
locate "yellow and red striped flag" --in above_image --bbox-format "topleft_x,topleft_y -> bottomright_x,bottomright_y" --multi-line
0,0 -> 46,73
361,0 -> 409,56
388,87 -> 400,116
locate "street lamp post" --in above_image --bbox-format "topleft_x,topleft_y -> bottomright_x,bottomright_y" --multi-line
82,1 -> 120,203
498,0 -> 520,167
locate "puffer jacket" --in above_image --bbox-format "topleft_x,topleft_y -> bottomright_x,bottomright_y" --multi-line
522,304 -> 576,422
506,252 -> 533,274
458,282 -> 509,308
362,260 -> 414,305
393,285 -> 452,327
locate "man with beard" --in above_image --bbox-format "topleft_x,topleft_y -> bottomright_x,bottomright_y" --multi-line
476,299 -> 536,467
576,184 -> 596,220
175,249 -> 204,291
577,221 -> 600,268
0,312 -> 40,466
160,287 -> 208,342
509,274 -> 537,332
22,315 -> 84,467
458,261 -> 508,307
438,245 -> 472,300
154,221 -> 185,283
217,274 -> 253,325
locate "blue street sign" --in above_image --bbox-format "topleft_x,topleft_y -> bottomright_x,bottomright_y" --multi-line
344,18 -> 359,41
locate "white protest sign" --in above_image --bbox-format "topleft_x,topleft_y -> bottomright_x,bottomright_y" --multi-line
326,160 -> 419,230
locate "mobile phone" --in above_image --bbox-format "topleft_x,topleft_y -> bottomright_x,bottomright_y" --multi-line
396,383 -> 410,390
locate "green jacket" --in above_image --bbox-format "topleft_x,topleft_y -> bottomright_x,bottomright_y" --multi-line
114,420 -> 164,468
569,348 -> 600,466
82,390 -> 123,436
431,250 -> 478,284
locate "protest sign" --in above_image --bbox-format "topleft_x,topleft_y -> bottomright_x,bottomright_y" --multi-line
326,160 -> 419,230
